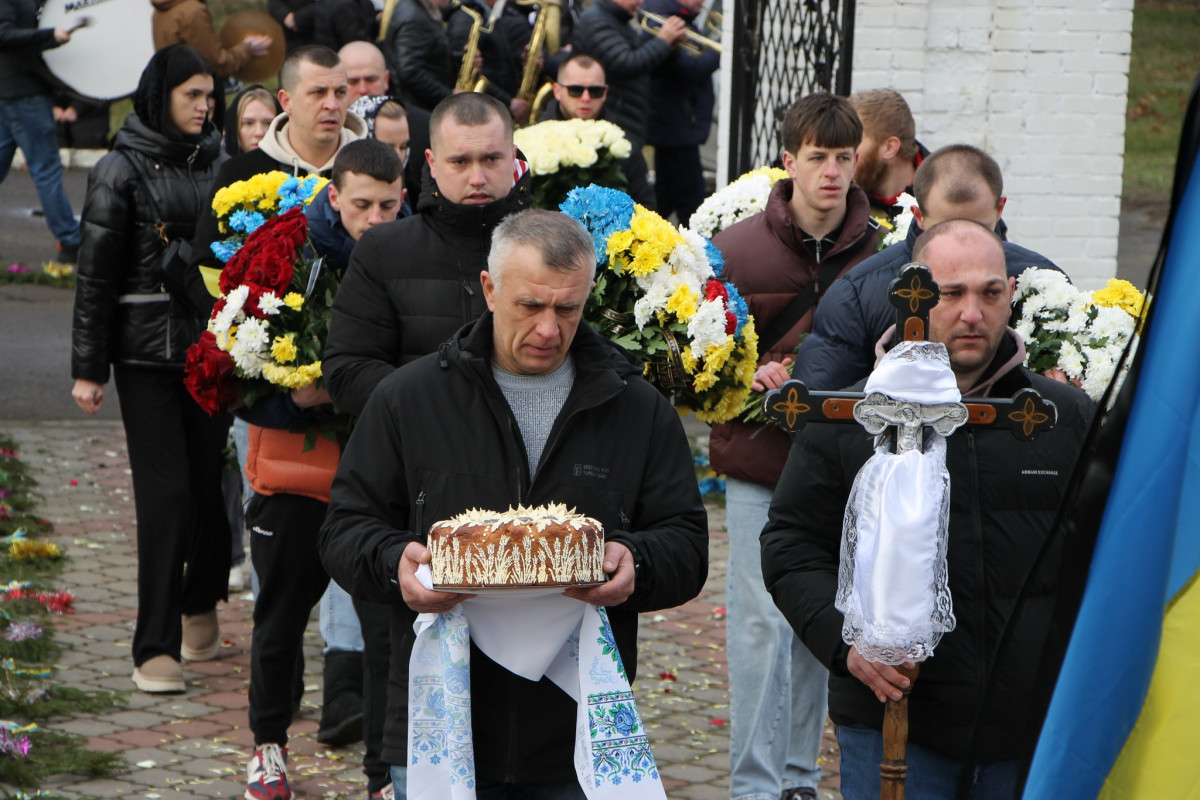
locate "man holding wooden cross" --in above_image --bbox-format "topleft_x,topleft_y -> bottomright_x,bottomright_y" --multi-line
760,219 -> 1092,799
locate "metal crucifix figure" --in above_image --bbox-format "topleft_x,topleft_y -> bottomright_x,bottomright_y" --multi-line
762,262 -> 1057,800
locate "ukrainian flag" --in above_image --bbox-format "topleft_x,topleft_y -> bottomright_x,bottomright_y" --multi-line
1022,89 -> 1200,799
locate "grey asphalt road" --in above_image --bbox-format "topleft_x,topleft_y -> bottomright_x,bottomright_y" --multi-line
0,161 -> 1167,423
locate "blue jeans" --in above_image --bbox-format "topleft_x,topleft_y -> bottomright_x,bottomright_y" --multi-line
726,477 -> 827,799
837,725 -> 1021,800
0,94 -> 80,247
320,580 -> 365,653
232,418 -> 260,596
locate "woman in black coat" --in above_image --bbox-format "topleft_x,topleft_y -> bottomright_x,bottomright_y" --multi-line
70,44 -> 232,694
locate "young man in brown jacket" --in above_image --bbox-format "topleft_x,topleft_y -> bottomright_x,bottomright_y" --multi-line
710,92 -> 881,800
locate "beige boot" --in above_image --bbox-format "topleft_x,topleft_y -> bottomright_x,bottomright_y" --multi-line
132,654 -> 186,693
181,609 -> 221,661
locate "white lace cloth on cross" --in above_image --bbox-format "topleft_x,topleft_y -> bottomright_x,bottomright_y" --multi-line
836,340 -> 959,665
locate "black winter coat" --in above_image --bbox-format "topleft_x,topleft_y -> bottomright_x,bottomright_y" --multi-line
385,0 -> 453,112
570,0 -> 672,146
761,342 -> 1093,764
323,159 -> 533,416
319,313 -> 709,782
0,0 -> 62,98
641,0 -> 719,149
447,0 -> 520,103
794,222 -> 1064,392
71,114 -> 222,382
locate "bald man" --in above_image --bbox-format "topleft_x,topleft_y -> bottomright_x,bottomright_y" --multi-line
339,40 -> 432,209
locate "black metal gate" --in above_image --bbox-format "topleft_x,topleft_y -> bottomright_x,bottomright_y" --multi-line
726,0 -> 856,178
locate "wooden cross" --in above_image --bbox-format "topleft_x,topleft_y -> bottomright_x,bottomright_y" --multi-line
764,263 -> 1057,446
762,262 -> 1057,799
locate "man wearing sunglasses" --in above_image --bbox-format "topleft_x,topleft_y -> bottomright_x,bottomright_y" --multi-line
545,54 -> 655,208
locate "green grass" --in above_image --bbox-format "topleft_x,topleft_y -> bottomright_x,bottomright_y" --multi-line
1123,0 -> 1200,205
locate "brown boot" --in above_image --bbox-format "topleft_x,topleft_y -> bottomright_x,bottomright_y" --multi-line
182,609 -> 220,661
132,654 -> 186,693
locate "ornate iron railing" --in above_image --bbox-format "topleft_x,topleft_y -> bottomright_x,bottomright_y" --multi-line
726,0 -> 856,177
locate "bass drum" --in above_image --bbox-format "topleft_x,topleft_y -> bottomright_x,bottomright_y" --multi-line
40,0 -> 155,100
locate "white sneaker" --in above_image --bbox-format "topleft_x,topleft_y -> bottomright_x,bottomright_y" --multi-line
245,743 -> 290,800
229,562 -> 246,591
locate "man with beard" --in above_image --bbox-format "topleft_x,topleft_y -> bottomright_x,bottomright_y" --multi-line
761,219 -> 1091,800
850,88 -> 929,230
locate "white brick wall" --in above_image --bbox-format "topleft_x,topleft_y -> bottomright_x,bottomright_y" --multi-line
851,0 -> 1134,288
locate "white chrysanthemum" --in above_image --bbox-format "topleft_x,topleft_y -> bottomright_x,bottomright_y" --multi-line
1079,345 -> 1116,399
230,317 -> 270,377
880,193 -> 917,247
688,298 -> 728,354
634,280 -> 675,329
257,291 -> 284,316
1014,319 -> 1036,343
691,173 -> 777,238
209,284 -> 249,341
1057,340 -> 1087,381
1089,305 -> 1135,345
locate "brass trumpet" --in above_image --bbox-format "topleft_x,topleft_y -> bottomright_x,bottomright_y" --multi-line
636,9 -> 722,56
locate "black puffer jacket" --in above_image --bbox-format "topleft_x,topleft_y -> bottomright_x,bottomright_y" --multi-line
323,158 -> 533,416
762,338 -> 1093,764
385,0 -> 453,112
71,113 -> 222,382
570,0 -> 671,146
319,313 -> 709,782
794,222 -> 1064,392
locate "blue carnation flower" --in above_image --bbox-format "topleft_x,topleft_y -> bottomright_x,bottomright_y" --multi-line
299,175 -> 322,199
229,209 -> 266,234
210,239 -> 242,264
704,239 -> 725,276
726,282 -> 750,336
560,184 -> 635,264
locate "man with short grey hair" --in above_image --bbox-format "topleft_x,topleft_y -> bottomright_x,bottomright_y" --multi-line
320,207 -> 709,796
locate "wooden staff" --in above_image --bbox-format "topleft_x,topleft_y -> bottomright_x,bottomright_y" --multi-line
881,663 -> 920,800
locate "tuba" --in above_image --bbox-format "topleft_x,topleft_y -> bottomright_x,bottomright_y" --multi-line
454,1 -> 491,93
512,0 -> 560,125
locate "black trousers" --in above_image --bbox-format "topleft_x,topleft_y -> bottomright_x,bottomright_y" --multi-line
354,597 -> 394,792
247,491 -> 331,744
653,144 -> 708,226
113,365 -> 231,667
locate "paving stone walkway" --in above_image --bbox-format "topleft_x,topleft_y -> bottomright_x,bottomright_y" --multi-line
0,419 -> 842,799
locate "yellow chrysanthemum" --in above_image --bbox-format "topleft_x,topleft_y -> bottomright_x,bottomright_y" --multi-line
702,335 -> 736,374
606,230 -> 636,274
283,293 -> 304,310
680,345 -> 698,374
623,206 -> 683,278
739,166 -> 790,185
692,370 -> 719,392
666,284 -> 699,321
261,360 -> 323,389
271,333 -> 298,364
1092,278 -> 1145,320
694,386 -> 752,424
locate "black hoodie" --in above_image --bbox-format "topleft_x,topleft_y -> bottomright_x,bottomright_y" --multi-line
71,45 -> 224,380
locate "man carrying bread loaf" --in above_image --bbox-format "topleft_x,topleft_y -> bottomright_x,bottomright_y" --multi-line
319,208 -> 709,799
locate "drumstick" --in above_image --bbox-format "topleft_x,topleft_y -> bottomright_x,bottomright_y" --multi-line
66,16 -> 91,33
